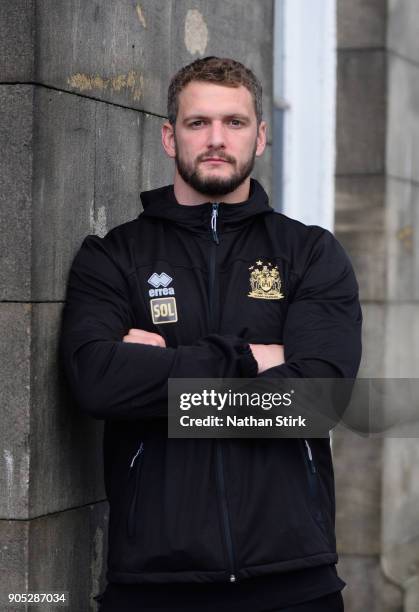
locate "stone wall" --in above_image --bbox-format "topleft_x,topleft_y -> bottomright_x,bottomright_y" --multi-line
335,0 -> 419,609
0,2 -> 273,609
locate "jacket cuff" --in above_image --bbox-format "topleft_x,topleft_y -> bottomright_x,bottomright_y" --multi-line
237,343 -> 258,377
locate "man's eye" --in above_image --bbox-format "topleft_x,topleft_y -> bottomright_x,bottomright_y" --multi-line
190,120 -> 204,127
230,119 -> 242,127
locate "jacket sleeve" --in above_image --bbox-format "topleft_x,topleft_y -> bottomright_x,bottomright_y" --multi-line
259,230 -> 362,380
59,235 -> 257,421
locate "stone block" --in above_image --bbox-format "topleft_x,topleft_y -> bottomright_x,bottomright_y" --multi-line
337,0 -> 387,49
387,55 -> 419,183
357,302 -> 387,378
0,503 -> 108,611
0,86 -> 33,301
92,105 -> 173,233
384,303 -> 419,377
335,227 -> 386,302
0,302 -> 106,519
335,176 -> 385,232
336,50 -> 386,175
337,554 -> 403,612
35,0 -> 171,113
382,438 -> 419,586
30,304 -> 105,518
0,0 -> 34,81
31,87 -> 95,301
31,87 -> 172,301
170,0 -> 273,128
0,304 -> 31,520
0,520 -> 28,602
335,176 -> 386,301
28,503 -> 109,611
34,0 -> 273,125
336,175 -> 419,303
334,429 -> 382,555
388,0 -> 419,65
405,576 -> 419,612
385,178 -> 419,301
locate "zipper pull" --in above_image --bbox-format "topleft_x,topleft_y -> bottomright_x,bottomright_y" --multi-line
211,203 -> 220,244
129,441 -> 144,469
304,439 -> 316,474
229,573 -> 236,583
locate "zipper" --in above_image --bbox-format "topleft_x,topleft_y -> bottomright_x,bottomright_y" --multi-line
208,203 -> 236,583
304,439 -> 316,474
130,442 -> 144,468
208,203 -> 219,332
211,203 -> 220,245
303,439 -> 323,522
216,440 -> 237,583
127,442 -> 144,538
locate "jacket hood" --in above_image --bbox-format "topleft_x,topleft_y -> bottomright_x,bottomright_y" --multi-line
139,178 -> 273,235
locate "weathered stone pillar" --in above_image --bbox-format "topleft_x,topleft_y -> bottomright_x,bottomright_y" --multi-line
382,1 -> 419,590
0,2 -> 273,608
335,0 -> 419,609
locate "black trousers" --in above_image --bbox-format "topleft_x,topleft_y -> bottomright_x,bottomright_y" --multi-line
98,589 -> 344,611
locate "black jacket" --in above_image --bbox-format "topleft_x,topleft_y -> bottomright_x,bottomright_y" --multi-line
60,179 -> 362,585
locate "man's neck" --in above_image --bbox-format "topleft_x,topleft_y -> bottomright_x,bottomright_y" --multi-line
173,172 -> 251,206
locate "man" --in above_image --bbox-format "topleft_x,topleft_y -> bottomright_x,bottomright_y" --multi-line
60,57 -> 362,611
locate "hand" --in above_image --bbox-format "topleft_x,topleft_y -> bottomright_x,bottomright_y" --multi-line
249,343 -> 285,374
123,328 -> 166,347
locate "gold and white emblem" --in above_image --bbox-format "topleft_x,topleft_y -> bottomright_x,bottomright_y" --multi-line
150,297 -> 178,324
248,260 -> 284,300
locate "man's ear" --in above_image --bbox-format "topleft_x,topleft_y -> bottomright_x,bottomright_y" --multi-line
162,121 -> 176,158
255,120 -> 267,157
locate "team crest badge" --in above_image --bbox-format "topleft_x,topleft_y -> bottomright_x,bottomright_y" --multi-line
248,260 -> 284,300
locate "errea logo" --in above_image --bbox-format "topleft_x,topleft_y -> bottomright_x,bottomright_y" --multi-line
148,272 -> 175,297
148,272 -> 172,288
147,272 -> 177,324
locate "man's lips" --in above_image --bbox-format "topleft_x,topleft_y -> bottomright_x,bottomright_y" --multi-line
200,158 -> 231,163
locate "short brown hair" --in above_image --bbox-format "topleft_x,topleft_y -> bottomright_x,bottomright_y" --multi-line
167,56 -> 263,126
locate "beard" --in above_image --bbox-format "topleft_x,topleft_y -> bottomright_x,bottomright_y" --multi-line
174,139 -> 257,197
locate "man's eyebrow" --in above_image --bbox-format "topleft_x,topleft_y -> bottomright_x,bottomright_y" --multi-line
224,114 -> 251,121
182,113 -> 251,122
182,115 -> 208,122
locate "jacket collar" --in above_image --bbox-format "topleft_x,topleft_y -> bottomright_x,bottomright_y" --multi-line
139,178 -> 273,235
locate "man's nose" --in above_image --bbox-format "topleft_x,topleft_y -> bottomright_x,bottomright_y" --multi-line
207,121 -> 226,148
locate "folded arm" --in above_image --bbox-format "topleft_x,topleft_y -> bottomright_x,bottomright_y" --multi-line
59,235 -> 258,421
259,230 -> 362,380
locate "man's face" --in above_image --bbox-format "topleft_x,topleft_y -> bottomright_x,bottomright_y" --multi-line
164,81 -> 266,197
